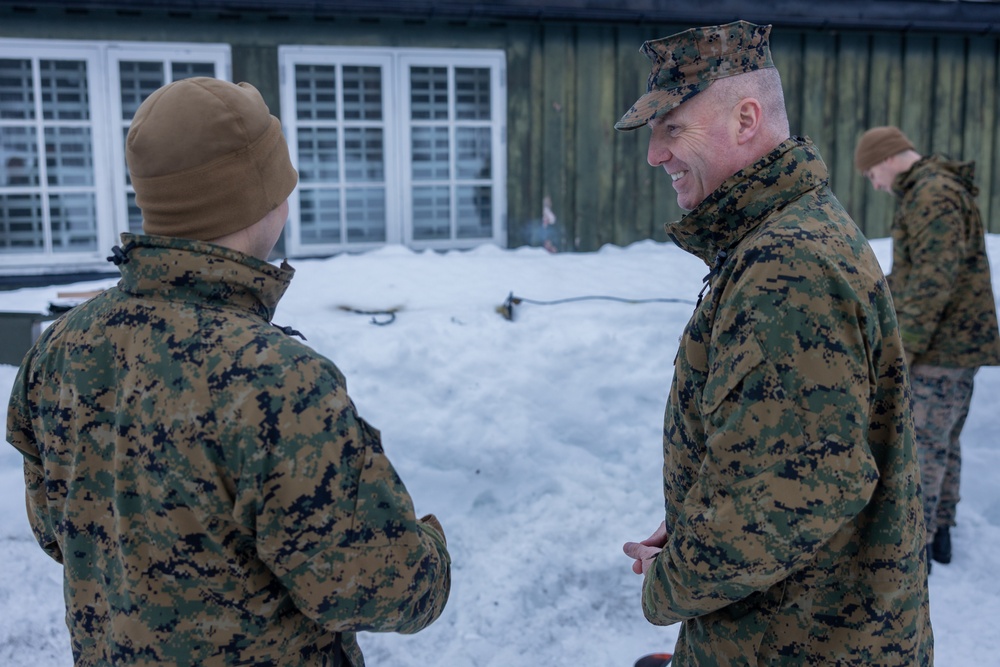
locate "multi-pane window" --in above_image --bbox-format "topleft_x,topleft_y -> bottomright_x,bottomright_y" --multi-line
407,63 -> 496,242
280,47 -> 506,255
1,50 -> 103,257
0,39 -> 229,276
293,61 -> 390,246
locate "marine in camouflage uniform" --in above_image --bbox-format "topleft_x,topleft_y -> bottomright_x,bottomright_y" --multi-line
6,78 -> 450,667
856,127 -> 1000,561
618,22 -> 932,665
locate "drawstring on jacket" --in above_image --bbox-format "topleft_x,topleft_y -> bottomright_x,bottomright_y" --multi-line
106,242 -> 136,265
273,324 -> 307,340
696,249 -> 729,306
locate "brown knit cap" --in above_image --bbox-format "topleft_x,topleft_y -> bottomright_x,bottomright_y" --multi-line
126,77 -> 298,240
854,126 -> 916,173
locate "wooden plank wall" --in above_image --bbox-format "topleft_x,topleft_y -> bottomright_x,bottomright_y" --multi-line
507,22 -> 1000,252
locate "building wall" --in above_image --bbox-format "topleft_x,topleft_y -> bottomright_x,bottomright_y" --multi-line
3,5 -> 999,257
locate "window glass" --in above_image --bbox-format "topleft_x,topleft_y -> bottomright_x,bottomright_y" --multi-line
172,61 -> 215,81
408,62 -> 498,245
411,126 -> 449,180
299,187 -> 341,243
127,191 -> 142,234
0,59 -> 35,120
296,64 -> 336,120
297,126 -> 339,182
1,126 -> 39,186
45,126 -> 94,187
0,194 -> 43,252
345,188 -> 386,242
344,127 -> 384,181
343,66 -> 382,120
50,193 -> 97,251
289,58 -> 388,247
457,185 -> 492,239
455,67 -> 491,120
1,55 -> 96,257
410,66 -> 448,120
279,46 -> 504,253
456,127 -> 490,179
40,60 -> 89,121
412,185 -> 450,240
119,61 -> 164,120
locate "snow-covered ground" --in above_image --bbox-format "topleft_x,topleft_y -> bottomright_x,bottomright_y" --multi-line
1,234 -> 998,666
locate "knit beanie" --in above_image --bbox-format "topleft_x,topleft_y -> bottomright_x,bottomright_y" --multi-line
854,126 -> 916,173
126,77 -> 298,240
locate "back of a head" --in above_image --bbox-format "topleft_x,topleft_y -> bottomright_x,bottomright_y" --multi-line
708,68 -> 790,144
126,77 -> 298,241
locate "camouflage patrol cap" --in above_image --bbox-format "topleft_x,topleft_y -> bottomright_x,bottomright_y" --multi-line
614,20 -> 775,132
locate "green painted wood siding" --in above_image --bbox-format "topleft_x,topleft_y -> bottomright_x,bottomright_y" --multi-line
511,23 -> 1000,250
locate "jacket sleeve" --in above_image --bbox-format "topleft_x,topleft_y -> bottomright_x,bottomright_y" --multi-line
643,247 -> 881,624
892,181 -> 966,358
234,352 -> 451,635
5,357 -> 64,564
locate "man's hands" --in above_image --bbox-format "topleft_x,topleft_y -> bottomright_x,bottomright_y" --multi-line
623,521 -> 668,575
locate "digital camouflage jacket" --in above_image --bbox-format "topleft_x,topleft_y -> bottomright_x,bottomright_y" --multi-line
889,155 -> 1000,368
6,234 -> 451,667
647,138 -> 933,665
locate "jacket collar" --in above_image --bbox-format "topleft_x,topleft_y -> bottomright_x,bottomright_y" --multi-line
893,154 -> 978,198
112,233 -> 294,322
664,136 -> 829,266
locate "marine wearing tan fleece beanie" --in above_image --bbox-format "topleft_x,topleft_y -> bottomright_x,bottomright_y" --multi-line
854,126 -> 916,173
126,77 -> 298,241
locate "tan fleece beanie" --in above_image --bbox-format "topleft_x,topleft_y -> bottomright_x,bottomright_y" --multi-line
126,77 -> 298,240
854,126 -> 916,173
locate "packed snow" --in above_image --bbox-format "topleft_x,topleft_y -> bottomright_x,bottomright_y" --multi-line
2,234 -> 999,666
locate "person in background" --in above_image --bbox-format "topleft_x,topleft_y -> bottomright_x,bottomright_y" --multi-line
616,20 -> 932,665
855,125 -> 1000,570
6,77 -> 450,667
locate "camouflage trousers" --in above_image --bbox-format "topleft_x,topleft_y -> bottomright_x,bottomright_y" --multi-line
909,364 -> 977,545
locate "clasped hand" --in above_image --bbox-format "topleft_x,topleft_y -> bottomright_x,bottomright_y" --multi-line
623,520 -> 668,575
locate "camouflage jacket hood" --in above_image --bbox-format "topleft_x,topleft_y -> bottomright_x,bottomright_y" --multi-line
646,137 -> 933,665
893,154 -> 977,198
114,232 -> 294,322
7,234 -> 451,666
888,155 -> 1000,367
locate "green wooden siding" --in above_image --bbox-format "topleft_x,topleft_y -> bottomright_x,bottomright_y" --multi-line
5,9 -> 1000,252
517,23 -> 1000,250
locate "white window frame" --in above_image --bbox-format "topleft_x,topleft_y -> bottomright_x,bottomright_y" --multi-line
280,48 -> 400,254
0,38 -> 230,277
0,41 -> 112,272
279,46 -> 506,257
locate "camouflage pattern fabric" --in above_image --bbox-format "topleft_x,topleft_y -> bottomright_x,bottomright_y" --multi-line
646,137 -> 932,665
6,233 -> 451,667
888,155 -> 1000,368
910,365 -> 976,541
615,20 -> 775,131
